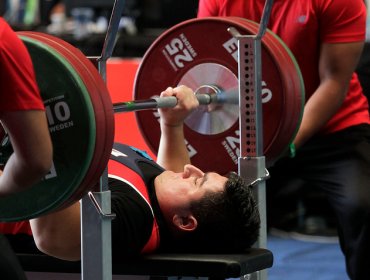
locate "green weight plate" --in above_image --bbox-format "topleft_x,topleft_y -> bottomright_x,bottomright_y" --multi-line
0,36 -> 96,221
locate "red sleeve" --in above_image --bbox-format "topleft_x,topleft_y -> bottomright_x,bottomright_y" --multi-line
0,221 -> 32,235
197,0 -> 221,17
318,0 -> 366,43
0,18 -> 44,111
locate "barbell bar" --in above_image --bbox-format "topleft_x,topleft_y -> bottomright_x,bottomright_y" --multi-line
113,89 -> 239,113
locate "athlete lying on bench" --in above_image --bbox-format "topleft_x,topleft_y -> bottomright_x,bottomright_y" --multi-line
30,85 -> 260,261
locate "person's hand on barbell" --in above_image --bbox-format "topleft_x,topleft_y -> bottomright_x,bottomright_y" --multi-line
158,85 -> 199,128
156,85 -> 198,171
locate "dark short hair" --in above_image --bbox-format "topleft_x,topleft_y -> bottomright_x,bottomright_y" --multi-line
173,172 -> 260,253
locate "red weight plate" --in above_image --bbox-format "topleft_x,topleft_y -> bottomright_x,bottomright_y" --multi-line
230,18 -> 304,162
57,43 -> 115,202
29,32 -> 114,206
5,34 -> 96,220
266,33 -> 304,159
17,32 -> 107,197
18,32 -> 107,206
51,41 -> 115,204
134,17 -> 303,174
18,32 -> 114,208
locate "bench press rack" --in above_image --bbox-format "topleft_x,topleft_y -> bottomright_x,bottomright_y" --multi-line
19,0 -> 274,279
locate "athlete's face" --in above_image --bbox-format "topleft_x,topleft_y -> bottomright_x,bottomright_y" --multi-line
155,164 -> 227,215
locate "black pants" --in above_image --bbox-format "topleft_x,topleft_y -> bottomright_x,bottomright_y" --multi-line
0,234 -> 27,280
267,124 -> 370,280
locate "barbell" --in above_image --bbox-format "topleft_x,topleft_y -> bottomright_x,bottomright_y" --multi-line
113,89 -> 239,113
0,17 -> 304,221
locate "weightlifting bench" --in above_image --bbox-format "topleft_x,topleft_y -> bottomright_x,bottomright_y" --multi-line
18,249 -> 273,279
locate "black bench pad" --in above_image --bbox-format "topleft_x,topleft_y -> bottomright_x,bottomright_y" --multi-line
18,248 -> 273,278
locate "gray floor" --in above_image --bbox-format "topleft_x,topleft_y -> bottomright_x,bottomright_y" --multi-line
266,235 -> 348,280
